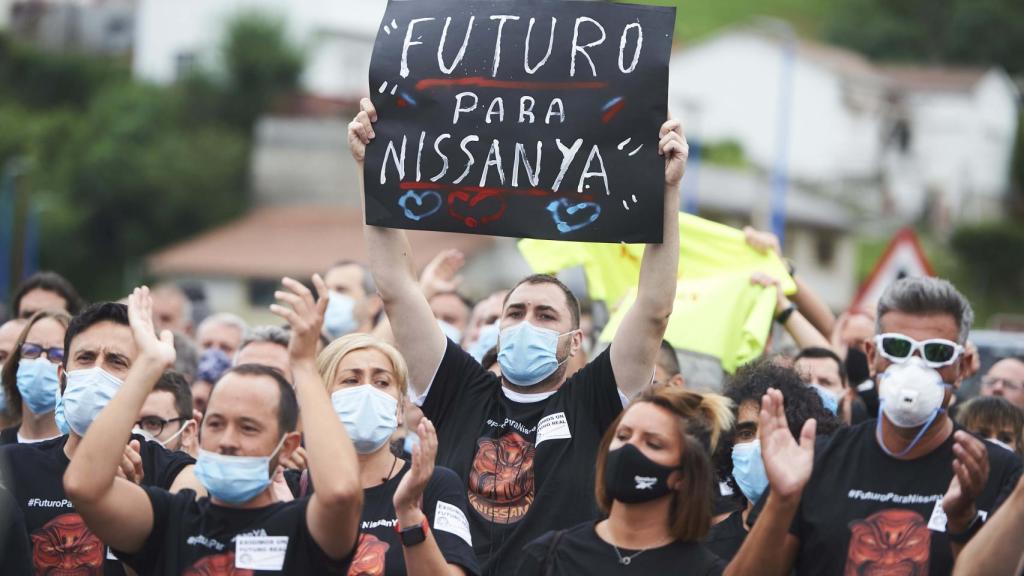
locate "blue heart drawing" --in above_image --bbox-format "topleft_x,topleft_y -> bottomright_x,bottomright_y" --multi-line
547,199 -> 602,233
398,190 -> 442,221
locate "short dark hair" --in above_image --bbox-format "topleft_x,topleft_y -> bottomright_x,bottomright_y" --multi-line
794,346 -> 848,387
154,370 -> 193,419
658,340 -> 682,378
724,359 -> 841,439
429,291 -> 474,315
218,363 -> 298,438
503,274 -> 580,329
12,271 -> 83,318
327,259 -> 376,296
955,396 -> 1024,455
64,302 -> 129,366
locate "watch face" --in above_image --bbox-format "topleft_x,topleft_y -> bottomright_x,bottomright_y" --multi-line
401,525 -> 427,547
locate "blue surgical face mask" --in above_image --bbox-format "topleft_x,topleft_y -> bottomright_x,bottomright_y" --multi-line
811,384 -> 839,415
16,358 -> 61,415
324,292 -> 358,338
62,366 -> 124,436
731,440 -> 769,504
497,322 -> 575,387
54,383 -> 69,435
331,385 -> 398,454
468,322 -> 499,363
194,435 -> 287,505
438,319 -> 463,345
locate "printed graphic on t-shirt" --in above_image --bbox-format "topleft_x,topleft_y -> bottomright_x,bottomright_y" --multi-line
467,431 -> 536,524
183,551 -> 254,575
348,533 -> 389,576
30,512 -> 105,575
844,509 -> 931,575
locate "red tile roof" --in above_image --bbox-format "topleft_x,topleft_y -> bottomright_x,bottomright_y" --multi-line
878,65 -> 988,93
146,205 -> 494,278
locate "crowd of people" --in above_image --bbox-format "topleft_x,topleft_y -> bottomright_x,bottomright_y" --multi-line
0,98 -> 1020,575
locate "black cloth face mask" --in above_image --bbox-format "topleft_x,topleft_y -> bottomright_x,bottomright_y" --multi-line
603,443 -> 676,504
846,345 -> 870,385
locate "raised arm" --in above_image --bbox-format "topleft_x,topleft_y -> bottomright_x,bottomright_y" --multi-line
350,98 -> 447,396
610,119 -> 685,397
725,389 -> 812,576
63,287 -> 175,553
952,474 -> 1024,575
750,272 -> 830,350
271,276 -> 361,560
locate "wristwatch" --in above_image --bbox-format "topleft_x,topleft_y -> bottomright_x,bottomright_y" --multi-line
776,304 -> 797,325
946,511 -> 985,544
397,516 -> 430,547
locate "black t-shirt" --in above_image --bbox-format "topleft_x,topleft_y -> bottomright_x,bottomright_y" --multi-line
286,460 -> 481,576
792,420 -> 1023,575
117,486 -> 353,575
0,425 -> 18,445
0,433 -> 194,575
517,521 -> 726,576
420,340 -> 624,576
704,509 -> 747,563
0,484 -> 31,575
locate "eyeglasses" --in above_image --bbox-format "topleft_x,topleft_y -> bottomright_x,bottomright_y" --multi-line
20,343 -> 65,364
982,376 -> 1023,392
134,416 -> 190,437
874,333 -> 963,368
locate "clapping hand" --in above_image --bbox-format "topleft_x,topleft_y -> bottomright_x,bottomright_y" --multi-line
393,418 -> 439,526
127,286 -> 176,369
943,431 -> 990,531
759,388 -> 816,503
270,276 -> 329,367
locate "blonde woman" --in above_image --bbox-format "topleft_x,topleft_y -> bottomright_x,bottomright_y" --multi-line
291,333 -> 479,576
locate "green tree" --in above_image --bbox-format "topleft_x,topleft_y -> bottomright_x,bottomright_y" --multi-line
826,0 -> 1024,74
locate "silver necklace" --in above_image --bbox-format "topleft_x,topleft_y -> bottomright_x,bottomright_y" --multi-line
611,544 -> 647,566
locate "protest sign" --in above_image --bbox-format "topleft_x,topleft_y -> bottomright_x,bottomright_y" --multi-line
364,0 -> 676,243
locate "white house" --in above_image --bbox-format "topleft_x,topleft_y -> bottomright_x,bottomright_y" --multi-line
669,24 -> 890,186
669,24 -> 1020,224
879,66 -> 1020,224
133,0 -> 387,100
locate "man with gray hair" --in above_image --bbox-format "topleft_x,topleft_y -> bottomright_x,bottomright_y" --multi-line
234,325 -> 291,380
730,276 -> 1022,575
195,312 -> 247,357
322,260 -> 383,339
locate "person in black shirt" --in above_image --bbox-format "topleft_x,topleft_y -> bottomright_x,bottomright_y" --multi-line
0,309 -> 71,444
729,277 -> 1024,576
706,360 -> 840,561
794,346 -> 869,425
350,98 -> 686,576
517,385 -> 732,575
289,332 -> 480,575
64,279 -> 361,574
0,301 -> 201,576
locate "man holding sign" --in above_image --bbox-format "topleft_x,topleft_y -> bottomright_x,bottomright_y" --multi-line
351,5 -> 682,571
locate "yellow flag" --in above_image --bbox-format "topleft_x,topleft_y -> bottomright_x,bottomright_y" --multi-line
517,212 -> 795,371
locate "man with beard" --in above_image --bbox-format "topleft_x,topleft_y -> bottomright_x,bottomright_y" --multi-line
349,99 -> 687,575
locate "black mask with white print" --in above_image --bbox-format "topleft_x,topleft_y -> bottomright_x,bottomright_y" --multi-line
603,443 -> 676,504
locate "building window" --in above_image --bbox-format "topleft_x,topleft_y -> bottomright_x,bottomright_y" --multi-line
248,279 -> 278,308
175,51 -> 197,80
815,232 -> 836,268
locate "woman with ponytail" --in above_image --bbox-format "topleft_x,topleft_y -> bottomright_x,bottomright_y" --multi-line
516,385 -> 734,575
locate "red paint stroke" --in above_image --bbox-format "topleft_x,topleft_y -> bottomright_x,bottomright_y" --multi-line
399,181 -> 594,202
415,77 -> 608,91
396,97 -> 409,107
601,99 -> 625,123
447,189 -> 507,228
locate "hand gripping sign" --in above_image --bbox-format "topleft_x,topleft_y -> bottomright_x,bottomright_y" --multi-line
364,0 -> 676,243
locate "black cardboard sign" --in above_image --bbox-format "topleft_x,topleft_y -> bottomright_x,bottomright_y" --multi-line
364,0 -> 675,243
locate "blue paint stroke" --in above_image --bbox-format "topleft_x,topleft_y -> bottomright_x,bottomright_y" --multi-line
602,96 -> 623,112
546,199 -> 601,233
398,190 -> 442,221
400,91 -> 418,106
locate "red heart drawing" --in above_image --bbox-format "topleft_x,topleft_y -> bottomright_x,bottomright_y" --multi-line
447,189 -> 507,229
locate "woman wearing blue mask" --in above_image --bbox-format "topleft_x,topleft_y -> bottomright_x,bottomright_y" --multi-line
0,309 -> 71,445
293,333 -> 479,576
705,360 -> 839,562
517,385 -> 734,575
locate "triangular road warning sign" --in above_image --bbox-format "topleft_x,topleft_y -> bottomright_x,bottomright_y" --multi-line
850,228 -> 934,312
